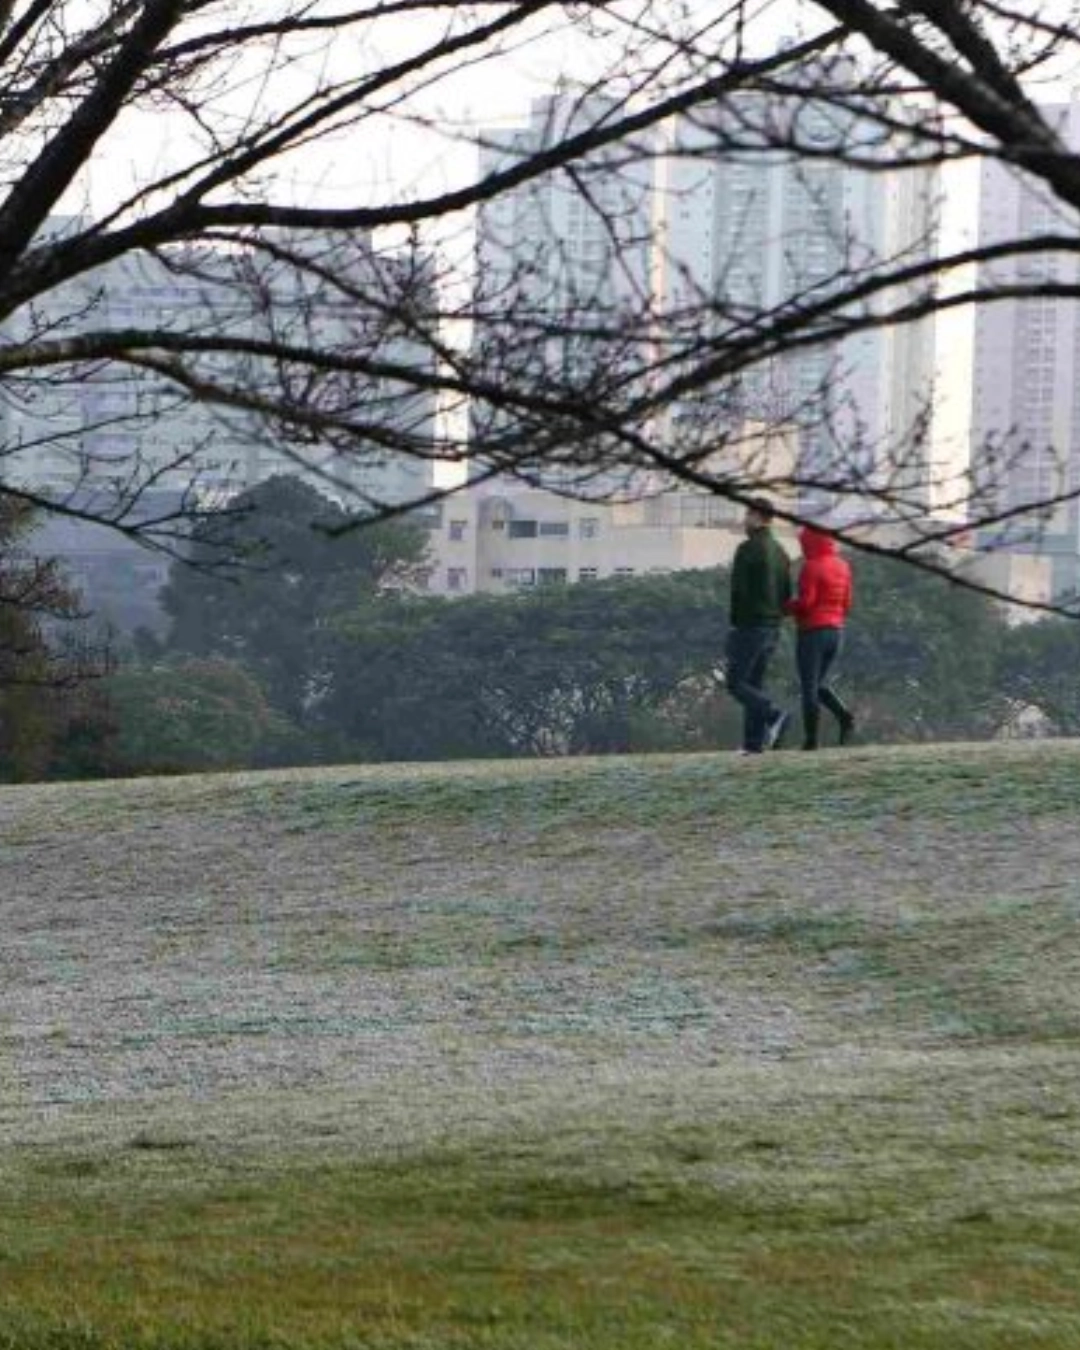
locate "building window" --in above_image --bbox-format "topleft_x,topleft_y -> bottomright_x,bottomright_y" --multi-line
578,567 -> 599,581
538,567 -> 567,585
613,566 -> 635,578
508,519 -> 538,539
579,517 -> 600,539
447,567 -> 468,592
538,521 -> 570,537
448,519 -> 467,541
491,518 -> 506,530
490,568 -> 503,579
506,568 -> 536,588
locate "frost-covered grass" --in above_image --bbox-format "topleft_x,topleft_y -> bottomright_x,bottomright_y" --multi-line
2,743 -> 1080,1347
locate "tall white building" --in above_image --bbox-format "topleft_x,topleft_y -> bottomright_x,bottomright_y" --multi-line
429,422 -> 798,595
476,93 -> 655,324
472,94 -> 657,494
657,87 -> 890,512
474,78 -> 1080,594
967,99 -> 1080,597
1,223 -> 438,512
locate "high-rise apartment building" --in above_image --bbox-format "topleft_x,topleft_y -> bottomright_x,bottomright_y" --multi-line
474,78 -> 1080,597
1,222 -> 438,512
968,99 -> 1080,597
657,88 -> 889,513
472,94 -> 656,494
472,83 -> 963,527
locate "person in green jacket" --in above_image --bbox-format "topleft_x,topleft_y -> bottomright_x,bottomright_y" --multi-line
725,497 -> 793,754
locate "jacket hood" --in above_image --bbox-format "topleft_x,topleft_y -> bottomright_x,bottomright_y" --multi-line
799,526 -> 838,559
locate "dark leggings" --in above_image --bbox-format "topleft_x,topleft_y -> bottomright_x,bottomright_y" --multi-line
796,627 -> 850,745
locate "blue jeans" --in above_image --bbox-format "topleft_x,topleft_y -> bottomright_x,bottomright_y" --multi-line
725,625 -> 782,752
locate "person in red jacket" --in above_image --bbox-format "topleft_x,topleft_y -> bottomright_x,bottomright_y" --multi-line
785,526 -> 855,750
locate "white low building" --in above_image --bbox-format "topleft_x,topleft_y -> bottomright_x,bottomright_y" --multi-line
2,220 -> 438,512
429,485 -> 746,596
430,421 -> 800,595
429,475 -> 1052,621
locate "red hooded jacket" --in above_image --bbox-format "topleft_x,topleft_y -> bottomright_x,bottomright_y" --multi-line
786,527 -> 852,631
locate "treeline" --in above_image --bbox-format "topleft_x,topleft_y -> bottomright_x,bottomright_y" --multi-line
7,476 -> 1080,781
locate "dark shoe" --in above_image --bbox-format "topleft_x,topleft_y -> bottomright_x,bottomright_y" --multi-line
803,708 -> 820,751
764,710 -> 790,751
838,714 -> 855,747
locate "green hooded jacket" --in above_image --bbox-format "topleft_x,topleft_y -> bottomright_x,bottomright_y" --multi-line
729,527 -> 792,628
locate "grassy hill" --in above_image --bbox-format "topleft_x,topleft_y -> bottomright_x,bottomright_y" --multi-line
1,743 -> 1080,1348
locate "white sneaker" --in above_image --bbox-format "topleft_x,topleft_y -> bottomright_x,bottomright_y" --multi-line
764,710 -> 790,750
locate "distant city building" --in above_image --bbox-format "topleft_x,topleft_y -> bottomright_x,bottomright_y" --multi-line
26,492 -> 181,635
966,98 -> 1080,599
1,221 -> 438,513
429,481 -> 746,597
468,80 -> 999,554
429,424 -> 798,596
430,396 -> 1050,619
472,93 -> 657,495
657,80 -> 890,510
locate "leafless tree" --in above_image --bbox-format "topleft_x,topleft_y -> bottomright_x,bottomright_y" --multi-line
2,4 -> 1080,609
0,496 -> 110,690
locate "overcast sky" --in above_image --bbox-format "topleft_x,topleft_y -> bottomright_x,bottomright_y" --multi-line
74,1 -> 1080,238
78,1 -> 804,224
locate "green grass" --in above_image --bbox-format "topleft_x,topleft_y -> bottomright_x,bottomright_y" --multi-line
3,742 -> 1080,1346
4,1077 -> 1080,1350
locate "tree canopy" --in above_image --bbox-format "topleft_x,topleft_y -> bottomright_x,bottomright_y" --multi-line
24,522 -> 1080,776
318,569 -> 729,759
0,497 -> 109,777
160,474 -> 429,719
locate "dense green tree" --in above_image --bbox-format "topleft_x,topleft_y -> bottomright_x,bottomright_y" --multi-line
160,476 -> 429,721
319,571 -> 728,759
996,620 -> 1080,736
0,498 -> 110,780
839,553 -> 1008,742
46,685 -> 120,781
313,555 -> 1018,762
115,540 -> 1026,776
101,658 -> 298,775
